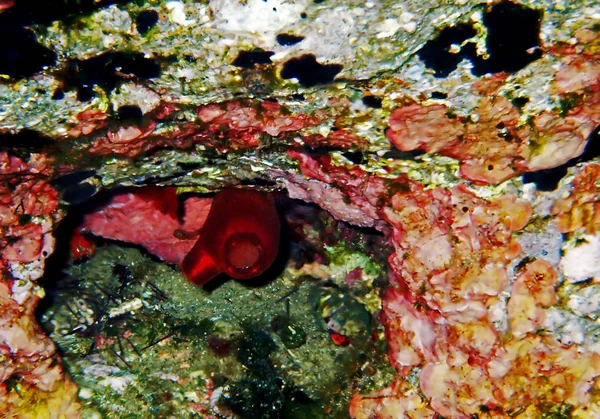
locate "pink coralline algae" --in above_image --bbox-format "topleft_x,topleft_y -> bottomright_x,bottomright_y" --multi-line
552,163 -> 600,235
285,150 -> 600,418
197,100 -> 323,139
89,120 -> 158,156
81,187 -> 212,264
80,100 -> 325,158
386,96 -> 595,185
280,149 -> 390,229
0,152 -> 59,266
301,129 -> 368,150
386,36 -> 600,185
0,152 -> 78,411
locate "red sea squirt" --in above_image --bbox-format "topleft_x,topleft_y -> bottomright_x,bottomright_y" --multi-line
182,188 -> 280,286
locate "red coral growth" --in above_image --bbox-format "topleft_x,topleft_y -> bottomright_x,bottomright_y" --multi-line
472,72 -> 509,95
0,0 -> 15,11
70,230 -> 96,261
282,149 -> 389,228
387,103 -> 465,154
198,100 -> 321,136
384,181 -> 530,312
552,163 -> 600,234
378,180 -> 600,416
381,288 -> 441,370
81,187 -> 211,264
553,55 -> 600,94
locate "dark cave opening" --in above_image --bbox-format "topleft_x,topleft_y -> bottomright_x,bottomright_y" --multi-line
35,184 -> 392,417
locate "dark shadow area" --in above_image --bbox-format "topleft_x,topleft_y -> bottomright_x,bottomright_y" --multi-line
116,104 -> 144,124
281,54 -> 343,87
276,33 -> 304,46
417,23 -> 477,78
36,188 -> 119,320
418,0 -> 543,78
232,49 -> 274,68
381,147 -> 426,160
361,95 -> 382,109
135,9 -> 158,35
54,52 -> 161,101
0,129 -> 56,151
39,184 -> 390,314
0,26 -> 56,79
469,0 -> 543,75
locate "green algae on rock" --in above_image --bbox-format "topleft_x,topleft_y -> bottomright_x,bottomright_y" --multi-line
40,233 -> 393,417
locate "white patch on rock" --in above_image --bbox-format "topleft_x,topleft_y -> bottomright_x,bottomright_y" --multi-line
544,307 -> 585,345
166,1 -> 196,26
375,18 -> 401,39
560,234 -> 600,283
210,0 -> 306,34
488,293 -> 509,333
10,279 -> 34,305
568,285 -> 600,317
100,375 -> 135,393
9,259 -> 44,282
111,84 -> 162,115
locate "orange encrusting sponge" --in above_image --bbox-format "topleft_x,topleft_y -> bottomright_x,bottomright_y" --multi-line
181,188 -> 281,286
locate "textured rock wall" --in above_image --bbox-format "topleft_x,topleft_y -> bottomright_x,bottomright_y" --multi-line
0,0 -> 599,416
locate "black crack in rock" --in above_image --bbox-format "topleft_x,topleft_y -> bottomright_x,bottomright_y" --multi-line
342,151 -> 364,165
381,148 -> 425,160
361,95 -> 382,109
523,124 -> 600,191
51,169 -> 99,205
0,26 -> 56,79
116,105 -> 144,124
276,33 -> 304,46
417,23 -> 477,78
418,1 -> 543,77
51,170 -> 97,189
56,52 -> 161,101
469,0 -> 543,75
430,91 -> 448,99
232,49 -> 274,68
61,182 -> 99,205
0,129 -> 56,150
281,54 -> 342,87
135,9 -> 159,35
511,96 -> 530,110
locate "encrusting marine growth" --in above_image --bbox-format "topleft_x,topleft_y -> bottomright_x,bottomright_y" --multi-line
181,188 -> 280,286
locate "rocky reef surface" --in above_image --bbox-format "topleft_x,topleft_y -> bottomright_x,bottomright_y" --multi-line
1,0 -> 600,417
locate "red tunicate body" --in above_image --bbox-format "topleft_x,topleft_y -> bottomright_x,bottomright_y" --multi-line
181,188 -> 280,286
